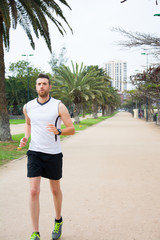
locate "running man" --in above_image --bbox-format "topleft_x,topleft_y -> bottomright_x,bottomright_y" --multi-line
19,73 -> 75,240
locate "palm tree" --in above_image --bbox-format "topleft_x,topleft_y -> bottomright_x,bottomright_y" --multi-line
0,0 -> 72,141
104,87 -> 121,115
86,66 -> 111,118
52,62 -> 103,123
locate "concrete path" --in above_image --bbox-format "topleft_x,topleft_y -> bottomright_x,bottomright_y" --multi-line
10,123 -> 25,135
1,112 -> 160,240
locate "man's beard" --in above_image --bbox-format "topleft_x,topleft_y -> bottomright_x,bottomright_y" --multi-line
38,90 -> 49,98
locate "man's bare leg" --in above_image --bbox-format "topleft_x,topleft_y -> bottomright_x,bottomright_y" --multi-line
29,177 -> 41,232
49,179 -> 62,220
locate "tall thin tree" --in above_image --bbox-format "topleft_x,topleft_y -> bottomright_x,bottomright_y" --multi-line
0,0 -> 72,141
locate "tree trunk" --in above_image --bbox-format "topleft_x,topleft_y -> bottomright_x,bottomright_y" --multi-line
157,112 -> 160,125
111,106 -> 114,114
0,16 -> 12,141
108,106 -> 112,115
104,105 -> 109,116
101,105 -> 105,116
73,102 -> 80,124
92,100 -> 98,119
156,103 -> 160,125
12,104 -> 19,115
148,104 -> 154,122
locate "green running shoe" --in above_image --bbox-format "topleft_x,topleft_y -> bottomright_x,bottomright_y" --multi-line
30,232 -> 40,240
52,221 -> 63,240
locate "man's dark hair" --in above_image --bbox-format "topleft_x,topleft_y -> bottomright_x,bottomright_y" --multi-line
37,73 -> 50,85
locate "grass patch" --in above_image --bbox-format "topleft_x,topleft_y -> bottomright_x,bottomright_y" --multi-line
79,112 -> 117,126
79,118 -> 102,126
1,112 -> 117,166
0,134 -> 30,166
10,119 -> 25,124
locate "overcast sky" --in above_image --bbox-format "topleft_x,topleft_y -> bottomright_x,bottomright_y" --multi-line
4,0 -> 160,84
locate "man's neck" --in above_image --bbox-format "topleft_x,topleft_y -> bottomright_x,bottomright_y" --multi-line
38,95 -> 50,104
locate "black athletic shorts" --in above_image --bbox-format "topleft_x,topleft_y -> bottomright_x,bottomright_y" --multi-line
27,150 -> 63,180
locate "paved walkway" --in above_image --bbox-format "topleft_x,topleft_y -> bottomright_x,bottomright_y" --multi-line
1,112 -> 160,240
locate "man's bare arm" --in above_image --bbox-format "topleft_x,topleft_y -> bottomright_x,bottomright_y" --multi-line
59,103 -> 75,135
19,105 -> 31,147
46,103 -> 75,136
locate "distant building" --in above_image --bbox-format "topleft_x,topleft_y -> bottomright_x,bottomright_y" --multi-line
104,60 -> 127,92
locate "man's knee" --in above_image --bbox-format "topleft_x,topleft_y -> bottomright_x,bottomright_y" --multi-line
30,187 -> 40,199
29,177 -> 41,199
50,181 -> 61,196
51,187 -> 61,196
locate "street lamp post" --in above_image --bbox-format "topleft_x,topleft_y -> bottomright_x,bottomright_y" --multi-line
141,52 -> 149,121
141,52 -> 148,70
22,54 -> 34,102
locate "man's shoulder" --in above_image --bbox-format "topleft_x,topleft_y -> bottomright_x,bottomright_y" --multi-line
27,98 -> 37,105
26,98 -> 37,110
51,97 -> 61,104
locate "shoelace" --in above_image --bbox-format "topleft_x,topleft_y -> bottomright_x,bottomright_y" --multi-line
54,223 -> 61,233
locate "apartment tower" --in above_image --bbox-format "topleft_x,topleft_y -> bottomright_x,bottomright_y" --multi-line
104,60 -> 127,92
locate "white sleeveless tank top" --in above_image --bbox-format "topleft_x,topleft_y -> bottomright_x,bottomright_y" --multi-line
26,97 -> 62,154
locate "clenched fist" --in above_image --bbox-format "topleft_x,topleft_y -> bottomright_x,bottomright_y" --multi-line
46,123 -> 59,135
19,137 -> 28,147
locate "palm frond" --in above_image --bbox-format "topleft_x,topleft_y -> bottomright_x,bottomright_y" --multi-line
0,0 -> 72,51
2,22 -> 10,50
18,15 -> 35,49
0,0 -> 10,29
8,0 -> 17,28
